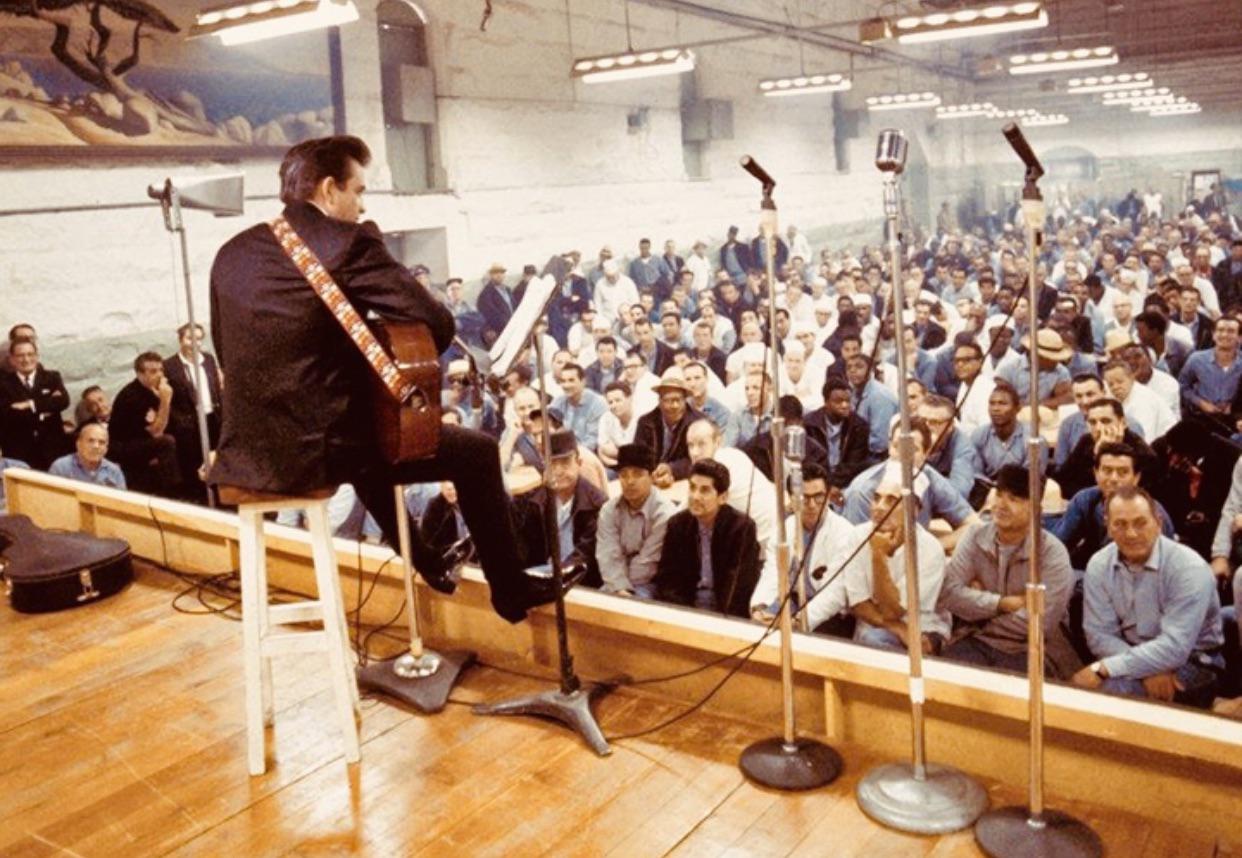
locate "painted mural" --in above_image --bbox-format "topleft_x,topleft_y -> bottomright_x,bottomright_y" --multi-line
0,0 -> 333,150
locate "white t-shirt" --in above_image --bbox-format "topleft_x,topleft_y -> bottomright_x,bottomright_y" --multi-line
841,523 -> 951,639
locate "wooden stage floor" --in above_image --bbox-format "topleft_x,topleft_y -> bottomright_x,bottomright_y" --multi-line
0,563 -> 1232,858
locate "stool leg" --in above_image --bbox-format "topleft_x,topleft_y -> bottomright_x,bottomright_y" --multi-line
329,546 -> 361,710
306,503 -> 361,765
239,508 -> 268,776
255,516 -> 275,727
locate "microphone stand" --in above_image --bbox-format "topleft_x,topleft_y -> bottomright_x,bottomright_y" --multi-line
152,179 -> 217,509
856,131 -> 988,834
354,483 -> 477,712
473,283 -> 614,756
785,425 -> 810,633
738,158 -> 843,790
975,126 -> 1102,858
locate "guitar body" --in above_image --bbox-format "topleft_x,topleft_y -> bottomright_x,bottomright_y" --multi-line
369,319 -> 442,463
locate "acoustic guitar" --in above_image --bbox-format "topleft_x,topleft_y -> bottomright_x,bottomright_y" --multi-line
368,319 -> 442,463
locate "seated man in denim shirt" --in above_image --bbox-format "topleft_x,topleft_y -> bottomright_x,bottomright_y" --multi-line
1073,486 -> 1225,708
48,422 -> 127,490
594,443 -> 673,598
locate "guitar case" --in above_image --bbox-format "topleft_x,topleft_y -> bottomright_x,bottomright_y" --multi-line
0,515 -> 133,614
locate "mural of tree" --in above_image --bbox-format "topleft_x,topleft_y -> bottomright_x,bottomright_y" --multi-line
0,0 -> 216,135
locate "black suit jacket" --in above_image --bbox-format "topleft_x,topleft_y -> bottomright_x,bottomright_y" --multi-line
690,346 -> 728,383
632,341 -> 675,377
584,359 -> 621,394
634,406 -> 704,480
0,366 -> 70,469
476,282 -> 515,341
1212,258 -> 1242,314
207,202 -> 454,493
802,410 -> 872,487
162,351 -> 223,437
1179,312 -> 1215,351
718,239 -> 753,276
1054,428 -> 1160,499
741,430 -> 829,483
915,320 -> 947,350
654,505 -> 761,618
514,479 -> 606,587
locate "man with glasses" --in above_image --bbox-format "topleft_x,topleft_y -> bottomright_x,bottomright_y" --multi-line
952,341 -> 994,433
621,351 -> 658,416
444,358 -> 501,438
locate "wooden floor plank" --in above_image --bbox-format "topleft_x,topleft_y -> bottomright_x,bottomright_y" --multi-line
1,564 -> 1229,858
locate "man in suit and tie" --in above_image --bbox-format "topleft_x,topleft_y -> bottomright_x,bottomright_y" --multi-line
0,337 -> 70,469
163,322 -> 224,502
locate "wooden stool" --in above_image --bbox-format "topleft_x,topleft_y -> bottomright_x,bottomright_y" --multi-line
219,485 -> 361,776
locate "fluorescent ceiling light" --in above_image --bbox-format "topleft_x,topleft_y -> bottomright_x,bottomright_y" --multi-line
759,73 -> 852,97
572,49 -> 695,84
1101,87 -> 1171,104
1145,103 -> 1201,116
1130,96 -> 1191,112
936,102 -> 996,118
1022,113 -> 1069,126
894,2 -> 1048,44
190,0 -> 358,45
866,91 -> 941,111
1009,46 -> 1118,75
987,107 -> 1039,118
1066,72 -> 1151,93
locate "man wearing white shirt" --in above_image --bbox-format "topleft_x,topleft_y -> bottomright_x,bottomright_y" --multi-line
593,259 -> 639,326
596,381 -> 638,469
782,339 -> 824,412
1122,343 -> 1180,418
1103,359 -> 1174,442
1174,261 -> 1221,319
787,225 -> 812,264
952,341 -> 995,433
620,352 -> 659,418
685,240 -> 712,295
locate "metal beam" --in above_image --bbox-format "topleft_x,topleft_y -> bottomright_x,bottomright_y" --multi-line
629,0 -> 974,81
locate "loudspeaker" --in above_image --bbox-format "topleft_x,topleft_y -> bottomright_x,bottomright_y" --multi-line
148,174 -> 244,216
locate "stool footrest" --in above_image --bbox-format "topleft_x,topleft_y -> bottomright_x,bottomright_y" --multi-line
267,602 -> 325,626
261,630 -> 329,655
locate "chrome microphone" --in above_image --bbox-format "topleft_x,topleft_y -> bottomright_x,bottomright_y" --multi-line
783,424 -> 806,463
875,129 -> 908,174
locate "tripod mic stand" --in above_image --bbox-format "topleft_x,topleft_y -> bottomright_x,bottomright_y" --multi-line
855,130 -> 987,833
736,155 -> 843,790
974,124 -> 1102,858
473,276 -> 614,756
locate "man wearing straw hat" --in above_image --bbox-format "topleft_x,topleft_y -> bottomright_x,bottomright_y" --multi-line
993,327 -> 1074,409
635,366 -> 705,489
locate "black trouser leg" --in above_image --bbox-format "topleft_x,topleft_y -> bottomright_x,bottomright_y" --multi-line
348,424 -> 529,621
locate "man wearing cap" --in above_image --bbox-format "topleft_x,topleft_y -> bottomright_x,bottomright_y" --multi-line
938,464 -> 1074,674
477,262 -> 514,347
444,358 -> 502,438
994,327 -> 1073,408
594,443 -> 674,598
654,459 -> 763,617
594,259 -> 640,326
635,366 -> 704,488
1073,486 -> 1225,708
513,428 -> 606,588
550,362 -> 607,452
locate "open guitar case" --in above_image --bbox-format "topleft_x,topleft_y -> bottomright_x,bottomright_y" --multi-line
0,515 -> 133,613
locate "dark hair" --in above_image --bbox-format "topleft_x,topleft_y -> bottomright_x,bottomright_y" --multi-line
1215,315 -> 1242,334
778,394 -> 803,422
1105,484 -> 1159,521
822,376 -> 851,399
81,384 -> 102,399
1086,397 -> 1125,419
840,331 -> 862,348
954,341 -> 984,360
560,363 -> 585,381
8,323 -> 34,340
596,336 -> 617,350
661,311 -> 682,324
1094,441 -> 1136,469
507,364 -> 533,384
133,351 -> 163,372
921,392 -> 955,413
1134,310 -> 1168,334
1102,359 -> 1131,376
633,317 -> 652,331
604,380 -> 632,398
278,135 -> 371,205
176,322 -> 205,340
1071,372 -> 1103,387
690,458 -> 731,494
991,378 -> 1020,408
801,462 -> 829,485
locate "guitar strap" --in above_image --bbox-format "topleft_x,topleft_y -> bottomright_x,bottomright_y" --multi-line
269,215 -> 414,403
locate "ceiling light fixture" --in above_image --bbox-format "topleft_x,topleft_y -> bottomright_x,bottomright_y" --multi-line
190,0 -> 358,45
1066,72 -> 1151,93
1130,95 -> 1190,111
1145,102 -> 1201,116
893,2 -> 1048,44
936,102 -> 997,118
987,107 -> 1040,118
866,91 -> 941,111
1101,86 -> 1171,104
572,48 -> 696,84
759,73 -> 852,97
1008,46 -> 1118,75
1022,113 -> 1069,126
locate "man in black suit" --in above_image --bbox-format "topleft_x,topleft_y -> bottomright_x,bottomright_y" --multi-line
109,351 -> 182,496
476,262 -> 515,348
634,367 -> 704,488
653,458 -> 762,617
163,322 -> 224,502
1174,286 -> 1215,351
0,337 -> 70,469
803,377 -> 872,497
630,318 -> 675,376
206,135 -> 568,624
688,320 -> 728,382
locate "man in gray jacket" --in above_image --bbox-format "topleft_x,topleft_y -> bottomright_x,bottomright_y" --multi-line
594,444 -> 673,598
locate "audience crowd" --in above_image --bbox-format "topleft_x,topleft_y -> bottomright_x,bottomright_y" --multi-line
3,190 -> 1241,715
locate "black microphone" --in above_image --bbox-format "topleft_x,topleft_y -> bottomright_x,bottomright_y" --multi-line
1001,122 -> 1045,181
739,155 -> 776,191
874,129 -> 908,174
147,180 -> 170,202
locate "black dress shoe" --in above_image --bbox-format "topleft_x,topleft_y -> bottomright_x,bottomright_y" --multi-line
418,562 -> 458,595
523,561 -> 587,609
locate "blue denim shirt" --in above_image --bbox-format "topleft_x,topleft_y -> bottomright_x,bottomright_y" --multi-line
1177,347 -> 1242,412
48,453 -> 127,490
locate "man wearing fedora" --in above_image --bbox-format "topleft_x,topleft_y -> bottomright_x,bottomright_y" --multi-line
994,327 -> 1074,409
513,428 -> 604,589
635,366 -> 705,489
477,262 -> 515,347
594,443 -> 674,598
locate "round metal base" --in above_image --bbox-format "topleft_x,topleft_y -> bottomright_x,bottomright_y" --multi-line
976,806 -> 1103,858
856,762 -> 989,835
739,737 -> 844,791
394,651 -> 441,679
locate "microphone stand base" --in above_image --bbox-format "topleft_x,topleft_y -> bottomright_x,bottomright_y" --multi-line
975,806 -> 1102,858
356,649 -> 476,715
857,761 -> 988,834
739,736 -> 843,791
473,682 -> 615,757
